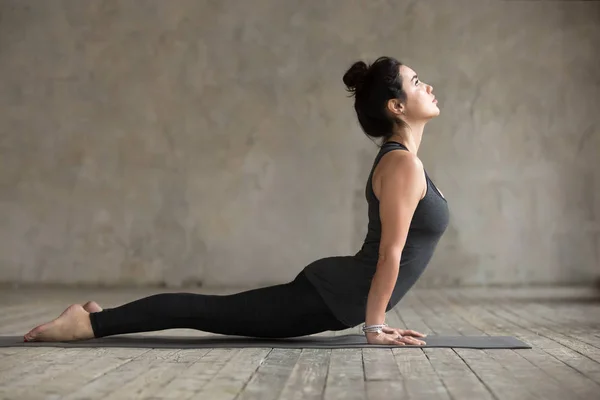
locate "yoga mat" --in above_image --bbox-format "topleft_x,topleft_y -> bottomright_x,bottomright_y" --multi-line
0,334 -> 531,349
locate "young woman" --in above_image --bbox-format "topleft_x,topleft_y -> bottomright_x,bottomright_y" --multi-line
24,56 -> 448,346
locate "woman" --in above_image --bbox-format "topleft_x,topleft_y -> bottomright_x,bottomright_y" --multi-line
24,56 -> 448,346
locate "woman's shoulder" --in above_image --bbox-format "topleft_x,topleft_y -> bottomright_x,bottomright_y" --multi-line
372,150 -> 425,201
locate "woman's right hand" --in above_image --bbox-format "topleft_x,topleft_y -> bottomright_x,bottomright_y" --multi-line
365,330 -> 426,346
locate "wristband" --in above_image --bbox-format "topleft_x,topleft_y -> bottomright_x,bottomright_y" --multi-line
361,323 -> 388,334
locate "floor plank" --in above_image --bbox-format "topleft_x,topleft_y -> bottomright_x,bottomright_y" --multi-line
151,348 -> 237,400
323,349 -> 366,400
237,348 -> 301,400
278,349 -> 330,400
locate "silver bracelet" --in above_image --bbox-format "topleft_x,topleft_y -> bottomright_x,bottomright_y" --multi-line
362,323 -> 388,334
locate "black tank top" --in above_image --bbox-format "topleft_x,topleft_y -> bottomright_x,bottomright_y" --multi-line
354,141 -> 449,265
303,141 -> 450,326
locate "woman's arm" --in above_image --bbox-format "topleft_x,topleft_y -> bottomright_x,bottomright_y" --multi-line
364,152 -> 425,331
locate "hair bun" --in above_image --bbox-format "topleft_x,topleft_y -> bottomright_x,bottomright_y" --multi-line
343,61 -> 368,93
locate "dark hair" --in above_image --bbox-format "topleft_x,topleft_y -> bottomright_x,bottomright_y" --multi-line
342,56 -> 408,145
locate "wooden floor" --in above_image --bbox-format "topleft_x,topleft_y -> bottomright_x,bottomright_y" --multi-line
0,285 -> 599,400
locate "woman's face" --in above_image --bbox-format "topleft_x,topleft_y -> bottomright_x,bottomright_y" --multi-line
398,65 -> 439,121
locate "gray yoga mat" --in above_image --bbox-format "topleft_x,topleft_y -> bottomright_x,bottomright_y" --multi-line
0,334 -> 531,349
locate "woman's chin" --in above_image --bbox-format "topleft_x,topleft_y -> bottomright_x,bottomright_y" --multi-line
425,109 -> 440,120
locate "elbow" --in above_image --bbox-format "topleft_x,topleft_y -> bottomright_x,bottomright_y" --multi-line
378,244 -> 404,264
375,245 -> 403,277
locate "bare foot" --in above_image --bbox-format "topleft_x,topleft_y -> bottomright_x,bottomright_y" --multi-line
82,301 -> 103,313
23,304 -> 95,342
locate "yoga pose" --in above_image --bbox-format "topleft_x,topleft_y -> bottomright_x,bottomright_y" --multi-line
24,56 -> 448,346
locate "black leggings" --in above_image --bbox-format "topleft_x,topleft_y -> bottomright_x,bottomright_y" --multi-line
89,271 -> 349,338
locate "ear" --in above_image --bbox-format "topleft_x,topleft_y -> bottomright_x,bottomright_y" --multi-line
387,98 -> 404,116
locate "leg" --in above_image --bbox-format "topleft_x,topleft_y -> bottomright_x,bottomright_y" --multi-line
25,272 -> 347,341
90,271 -> 347,338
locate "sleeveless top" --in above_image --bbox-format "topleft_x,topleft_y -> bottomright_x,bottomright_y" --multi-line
303,141 -> 450,326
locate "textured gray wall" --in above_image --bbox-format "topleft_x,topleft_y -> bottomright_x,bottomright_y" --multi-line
0,0 -> 598,288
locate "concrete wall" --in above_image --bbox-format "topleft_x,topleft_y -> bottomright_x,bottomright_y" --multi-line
0,0 -> 598,288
